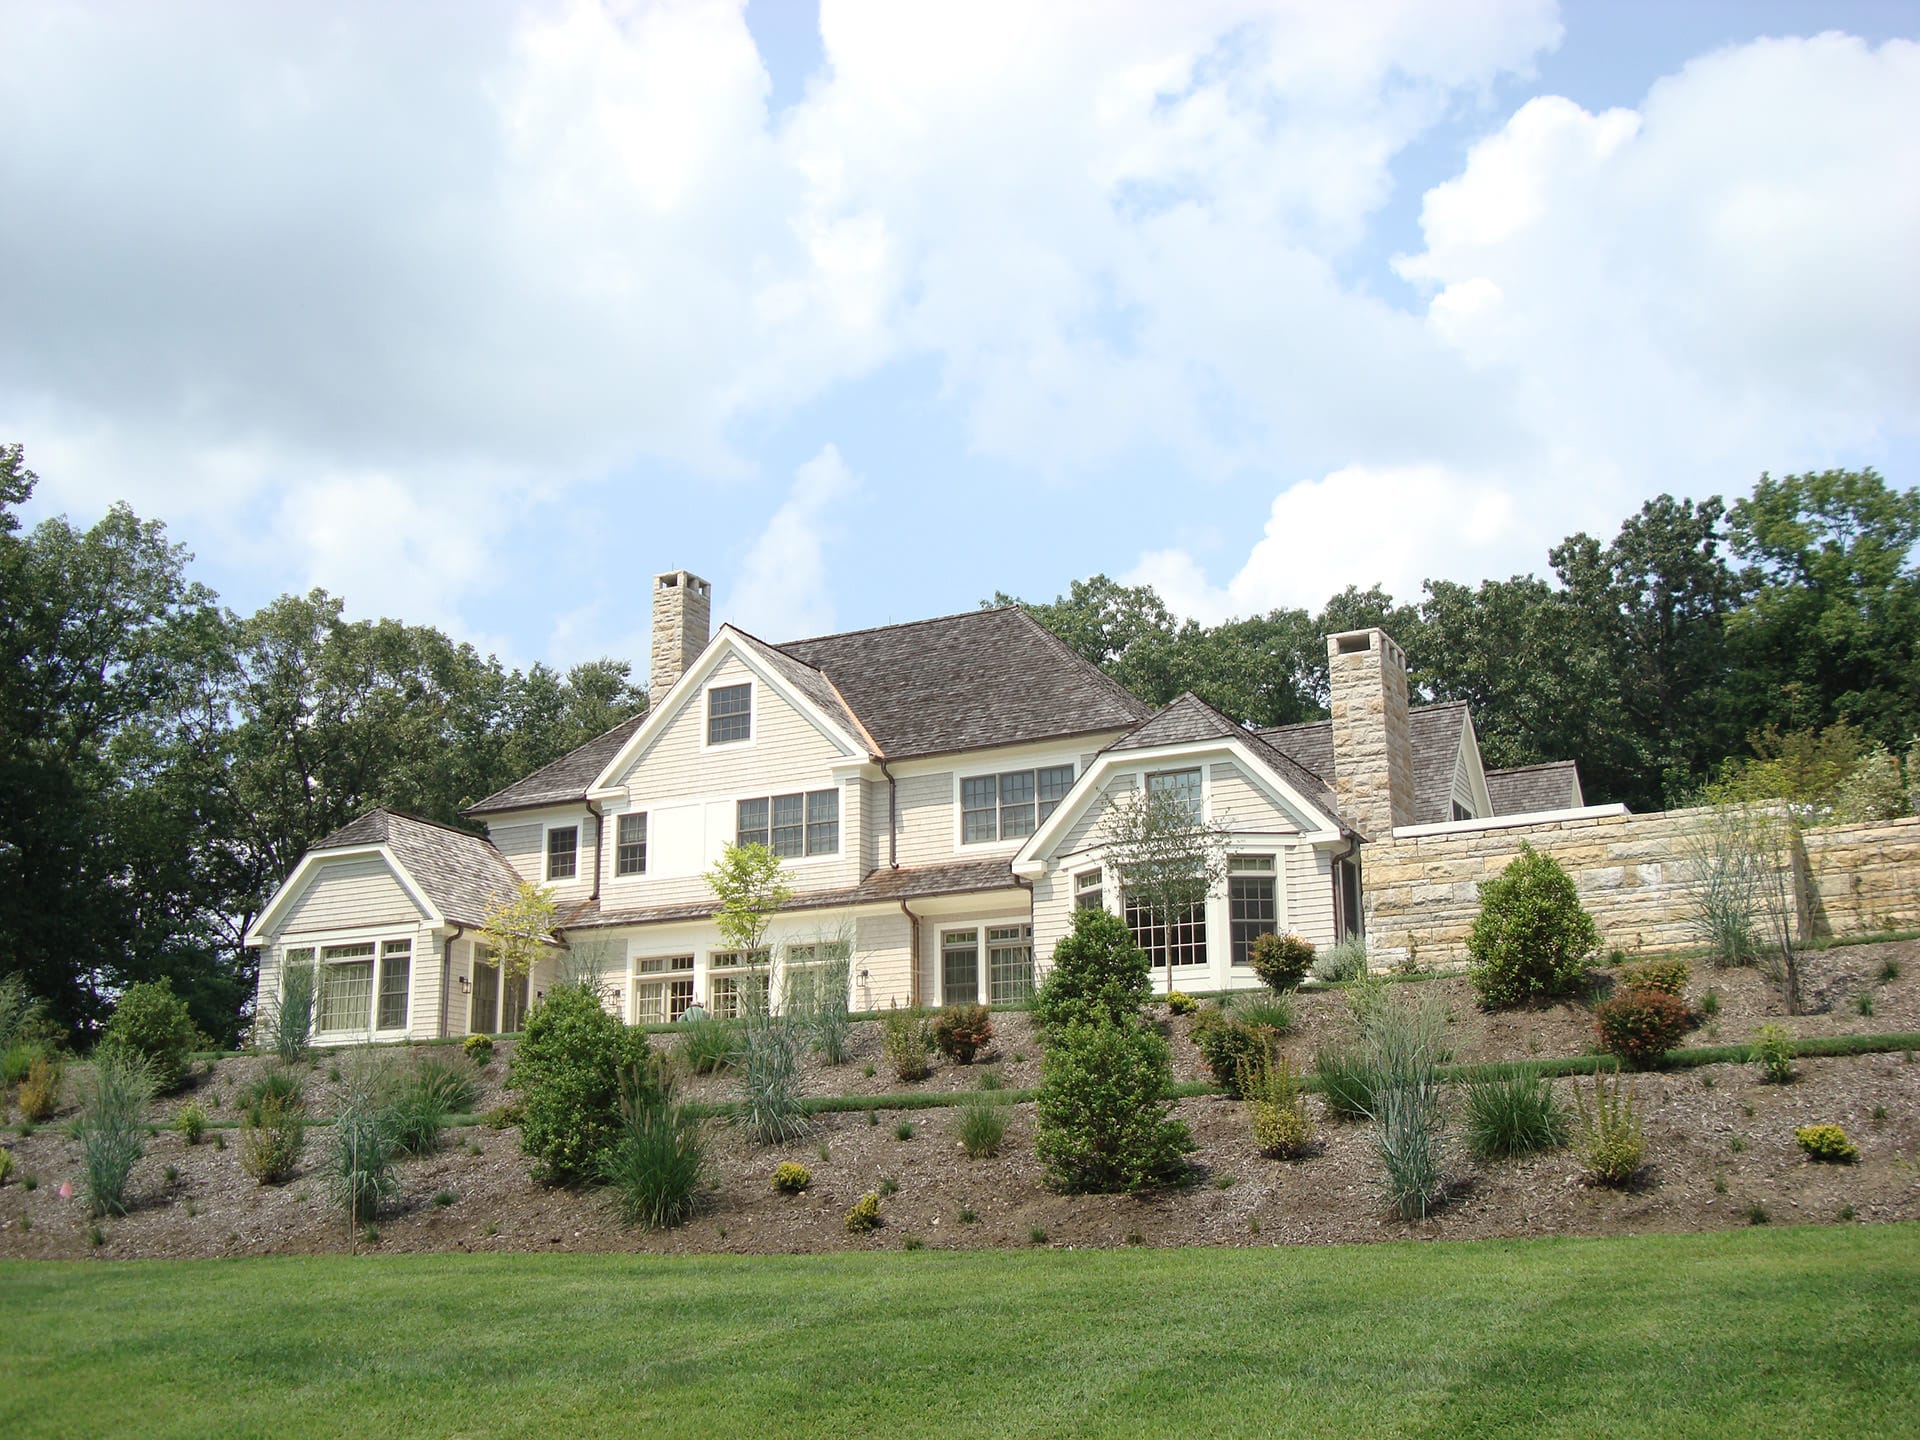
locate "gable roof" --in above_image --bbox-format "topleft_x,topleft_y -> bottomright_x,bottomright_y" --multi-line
465,711 -> 649,816
1111,692 -> 1351,829
730,628 -> 873,752
1485,760 -> 1584,816
311,808 -> 526,928
777,607 -> 1152,761
1256,700 -> 1473,828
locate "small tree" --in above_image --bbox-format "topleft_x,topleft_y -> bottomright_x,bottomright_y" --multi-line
707,842 -> 793,961
1033,907 -> 1151,1033
706,843 -> 806,1140
1466,844 -> 1599,1008
99,978 -> 202,1094
480,879 -> 559,979
1095,783 -> 1230,996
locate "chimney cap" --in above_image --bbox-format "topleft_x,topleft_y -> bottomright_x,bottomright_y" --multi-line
654,570 -> 711,595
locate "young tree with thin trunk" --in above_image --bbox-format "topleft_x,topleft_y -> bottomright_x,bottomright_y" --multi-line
1096,783 -> 1231,997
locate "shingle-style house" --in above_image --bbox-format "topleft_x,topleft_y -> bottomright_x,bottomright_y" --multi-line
245,573 -> 1587,1043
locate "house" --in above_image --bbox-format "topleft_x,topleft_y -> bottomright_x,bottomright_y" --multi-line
245,573 -> 1587,1043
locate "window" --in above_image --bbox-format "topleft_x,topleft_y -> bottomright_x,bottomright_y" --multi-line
941,930 -> 980,1006
709,949 -> 771,1019
1451,801 -> 1475,822
377,939 -> 412,1030
616,813 -> 648,876
634,954 -> 695,1024
1334,856 -> 1363,942
987,924 -> 1035,1003
469,945 -> 529,1035
547,825 -> 578,881
736,789 -> 838,857
784,941 -> 850,1013
1074,869 -> 1104,912
1228,856 -> 1277,967
960,764 -> 1074,844
1125,892 -> 1207,970
317,943 -> 375,1033
707,683 -> 752,744
1147,767 -> 1203,821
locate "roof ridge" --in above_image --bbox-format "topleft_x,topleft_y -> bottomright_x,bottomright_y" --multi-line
465,707 -> 648,812
775,604 -> 1025,650
1009,608 -> 1155,719
1485,759 -> 1576,775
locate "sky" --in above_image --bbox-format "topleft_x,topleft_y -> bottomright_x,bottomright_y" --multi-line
2,0 -> 1916,681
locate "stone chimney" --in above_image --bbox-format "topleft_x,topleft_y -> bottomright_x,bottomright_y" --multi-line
1327,628 -> 1416,838
650,570 -> 711,705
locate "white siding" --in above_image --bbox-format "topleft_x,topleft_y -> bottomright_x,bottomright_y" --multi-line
1208,761 -> 1301,834
1286,843 -> 1338,952
853,911 -> 913,1012
276,855 -> 423,933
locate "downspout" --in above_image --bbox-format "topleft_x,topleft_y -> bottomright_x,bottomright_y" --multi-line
439,923 -> 464,1039
899,900 -> 921,1008
585,798 -> 604,904
1339,832 -> 1362,941
878,758 -> 899,869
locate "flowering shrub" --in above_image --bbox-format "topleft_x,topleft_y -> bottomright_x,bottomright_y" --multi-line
932,1005 -> 993,1065
463,1034 -> 495,1066
1619,959 -> 1690,999
1593,987 -> 1694,1068
771,1161 -> 812,1193
1249,933 -> 1315,993
1794,1124 -> 1857,1163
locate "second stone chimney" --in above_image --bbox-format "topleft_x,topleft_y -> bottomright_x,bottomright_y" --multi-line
650,570 -> 712,705
1327,628 -> 1416,838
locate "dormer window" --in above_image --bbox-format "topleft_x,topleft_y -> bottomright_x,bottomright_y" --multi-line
707,683 -> 752,744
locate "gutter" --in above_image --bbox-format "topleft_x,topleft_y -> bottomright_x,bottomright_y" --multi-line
878,758 -> 899,869
439,923 -> 463,1039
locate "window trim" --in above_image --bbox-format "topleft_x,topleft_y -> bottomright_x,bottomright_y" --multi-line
1227,855 -> 1278,968
933,917 -> 1034,1005
702,680 -> 755,750
614,811 -> 648,877
954,761 -> 1076,848
631,952 -> 696,1024
1073,868 -> 1105,913
1145,765 -> 1205,823
292,930 -> 417,1039
734,786 -> 842,862
544,821 -> 580,883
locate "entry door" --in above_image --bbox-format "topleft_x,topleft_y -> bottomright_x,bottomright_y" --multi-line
470,949 -> 500,1035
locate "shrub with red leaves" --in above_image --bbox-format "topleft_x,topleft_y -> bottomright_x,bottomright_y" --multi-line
1593,987 -> 1696,1068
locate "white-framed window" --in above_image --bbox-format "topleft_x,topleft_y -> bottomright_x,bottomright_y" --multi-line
1147,767 -> 1203,821
1228,856 -> 1277,967
546,825 -> 579,881
736,789 -> 838,858
707,682 -> 752,745
784,941 -> 851,1013
1125,891 -> 1207,970
1074,869 -> 1104,911
987,924 -> 1035,1003
309,937 -> 413,1035
960,765 -> 1074,844
941,929 -> 980,1006
377,939 -> 412,1030
708,948 -> 771,1018
634,954 -> 695,1024
616,812 -> 648,876
469,944 -> 529,1036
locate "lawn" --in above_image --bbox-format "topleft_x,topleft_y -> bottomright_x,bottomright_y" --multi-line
3,1225 -> 1916,1438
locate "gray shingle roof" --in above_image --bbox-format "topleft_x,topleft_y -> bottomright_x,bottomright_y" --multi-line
464,710 -> 648,816
555,858 -> 1022,933
1257,701 -> 1472,827
1486,761 -> 1584,816
778,607 -> 1152,761
312,808 -> 527,927
729,628 -> 873,752
1112,692 -> 1354,833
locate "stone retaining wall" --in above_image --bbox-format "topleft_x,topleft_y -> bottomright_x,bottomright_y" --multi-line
1803,817 -> 1920,938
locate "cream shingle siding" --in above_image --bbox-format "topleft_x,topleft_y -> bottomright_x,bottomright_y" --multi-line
1208,761 -> 1301,834
490,823 -> 542,883
275,854 -> 421,933
893,771 -> 954,866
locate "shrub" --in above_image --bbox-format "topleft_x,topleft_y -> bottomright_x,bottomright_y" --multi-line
79,1049 -> 154,1218
1032,907 -> 1151,1033
1313,935 -> 1370,983
1462,1072 -> 1567,1160
1237,994 -> 1296,1034
1794,1124 -> 1858,1163
405,1054 -> 481,1117
2,1040 -> 51,1087
506,983 -> 654,1184
1189,1009 -> 1271,1099
1752,1022 -> 1796,1084
771,1161 -> 812,1193
678,1017 -> 740,1075
462,1033 -> 495,1066
1249,932 -> 1314,993
1034,1018 -> 1193,1194
881,1009 -> 935,1083
0,1148 -> 13,1186
1313,1041 -> 1376,1120
99,978 -> 202,1094
1619,959 -> 1690,998
600,1064 -> 707,1228
845,1191 -> 882,1233
238,1093 -> 305,1184
1165,991 -> 1198,1017
17,1055 -> 60,1122
1571,1070 -> 1644,1186
1247,1054 -> 1314,1159
739,1020 -> 811,1144
956,1096 -> 1009,1159
1593,988 -> 1695,1068
240,1068 -> 305,1126
1466,845 -> 1600,1008
484,1101 -> 525,1129
932,1005 -> 993,1064
267,960 -> 316,1067
172,1102 -> 209,1146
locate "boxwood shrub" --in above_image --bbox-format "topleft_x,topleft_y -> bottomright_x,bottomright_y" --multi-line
506,983 -> 654,1184
1467,845 -> 1600,1008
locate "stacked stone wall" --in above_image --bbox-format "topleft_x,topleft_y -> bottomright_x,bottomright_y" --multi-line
1803,817 -> 1920,938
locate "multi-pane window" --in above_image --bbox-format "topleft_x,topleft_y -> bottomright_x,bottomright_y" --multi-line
784,941 -> 850,1013
616,813 -> 648,876
941,930 -> 980,1006
1125,892 -> 1207,970
1228,856 -> 1278,967
547,825 -> 578,881
709,949 -> 771,1019
1147,767 -> 1203,821
1074,869 -> 1104,911
736,789 -> 838,857
317,943 -> 375,1033
987,924 -> 1035,1003
470,946 -> 499,1034
960,765 -> 1074,843
377,939 -> 412,1030
634,954 -> 695,1024
707,683 -> 752,744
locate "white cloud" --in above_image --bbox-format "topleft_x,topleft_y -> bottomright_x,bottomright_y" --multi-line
724,444 -> 860,642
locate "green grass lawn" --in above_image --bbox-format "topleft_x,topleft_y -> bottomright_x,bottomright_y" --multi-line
3,1225 -> 1916,1438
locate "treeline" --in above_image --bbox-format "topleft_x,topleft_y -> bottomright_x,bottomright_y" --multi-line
997,469 -> 1920,817
0,445 -> 645,1044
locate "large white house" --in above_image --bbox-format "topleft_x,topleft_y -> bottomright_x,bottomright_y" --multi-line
245,571 -> 1584,1044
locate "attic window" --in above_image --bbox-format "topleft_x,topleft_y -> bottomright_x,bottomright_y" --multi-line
707,683 -> 752,744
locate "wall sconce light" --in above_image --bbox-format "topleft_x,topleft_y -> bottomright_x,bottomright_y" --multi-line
457,975 -> 470,995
